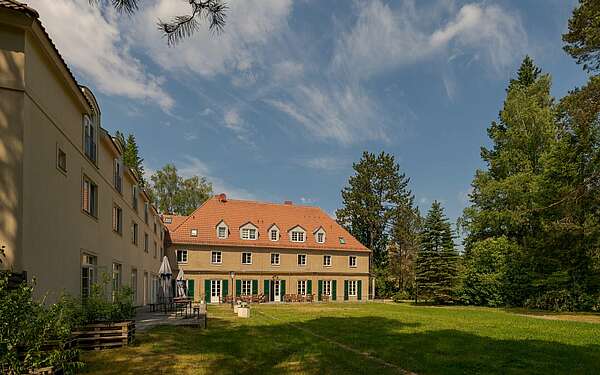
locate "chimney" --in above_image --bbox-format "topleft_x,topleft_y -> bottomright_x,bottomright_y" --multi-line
218,193 -> 227,202
284,200 -> 293,205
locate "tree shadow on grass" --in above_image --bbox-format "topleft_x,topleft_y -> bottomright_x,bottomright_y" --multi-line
83,316 -> 600,375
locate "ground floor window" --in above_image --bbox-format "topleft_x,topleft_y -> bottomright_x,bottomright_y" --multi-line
241,280 -> 252,295
131,268 -> 138,303
323,280 -> 332,296
112,263 -> 122,300
81,253 -> 97,298
348,280 -> 357,296
297,280 -> 306,295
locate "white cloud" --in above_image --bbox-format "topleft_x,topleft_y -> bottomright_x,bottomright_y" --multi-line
272,61 -> 304,82
177,156 -> 256,200
133,0 -> 293,77
265,83 -> 387,145
301,156 -> 347,171
223,109 -> 253,145
332,1 -> 527,80
299,197 -> 316,205
29,0 -> 173,110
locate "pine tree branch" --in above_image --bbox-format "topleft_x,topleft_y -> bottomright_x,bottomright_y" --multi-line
89,0 -> 139,15
158,1 -> 228,46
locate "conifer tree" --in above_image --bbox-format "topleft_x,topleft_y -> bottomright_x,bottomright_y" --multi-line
416,201 -> 458,304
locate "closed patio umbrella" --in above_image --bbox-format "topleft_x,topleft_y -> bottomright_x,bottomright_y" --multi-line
176,268 -> 186,298
158,256 -> 173,304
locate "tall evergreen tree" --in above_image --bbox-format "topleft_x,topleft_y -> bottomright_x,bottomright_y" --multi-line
416,201 -> 458,304
388,199 -> 421,293
563,0 -> 600,73
123,134 -> 145,185
336,151 -> 413,268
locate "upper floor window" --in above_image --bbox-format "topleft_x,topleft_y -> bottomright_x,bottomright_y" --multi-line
339,237 -> 346,244
112,204 -> 123,234
323,255 -> 332,267
298,254 -> 307,266
291,230 -> 305,243
271,253 -> 280,265
82,175 -> 98,218
153,241 -> 157,258
132,185 -> 138,211
144,202 -> 149,224
83,114 -> 96,163
113,158 -> 122,193
131,222 -> 139,245
211,251 -> 222,264
176,249 -> 188,264
218,226 -> 227,239
241,228 -> 257,240
190,229 -> 198,237
144,233 -> 149,252
57,147 -> 67,173
241,252 -> 252,265
164,217 -> 173,224
154,222 -> 157,234
349,256 -> 357,268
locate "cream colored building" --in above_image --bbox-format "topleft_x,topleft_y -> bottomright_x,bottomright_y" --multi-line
165,195 -> 371,302
0,1 -> 164,304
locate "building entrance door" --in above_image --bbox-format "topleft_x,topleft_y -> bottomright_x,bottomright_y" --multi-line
273,280 -> 281,302
210,280 -> 221,303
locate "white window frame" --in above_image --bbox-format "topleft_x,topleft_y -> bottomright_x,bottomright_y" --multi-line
298,254 -> 307,266
323,280 -> 332,296
290,228 -> 306,243
270,229 -> 279,241
349,255 -> 357,268
217,226 -> 228,239
164,217 -> 173,224
176,249 -> 188,264
348,280 -> 357,296
211,251 -> 222,264
297,280 -> 306,296
241,280 -> 252,296
81,253 -> 97,299
271,253 -> 280,266
241,228 -> 257,240
323,255 -> 332,267
241,252 -> 252,265
191,229 -> 198,237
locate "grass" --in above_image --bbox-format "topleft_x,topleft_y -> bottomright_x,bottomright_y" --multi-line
82,302 -> 600,374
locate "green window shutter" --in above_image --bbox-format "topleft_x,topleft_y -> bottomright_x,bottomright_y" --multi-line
187,280 -> 195,299
357,280 -> 362,300
332,280 -> 337,301
264,280 -> 270,300
281,280 -> 286,299
344,280 -> 349,301
236,279 -> 241,297
318,280 -> 323,301
204,280 -> 210,302
222,279 -> 228,298
252,280 -> 258,295
307,280 -> 312,295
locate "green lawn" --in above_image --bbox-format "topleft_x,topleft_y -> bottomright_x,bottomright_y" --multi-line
82,302 -> 600,374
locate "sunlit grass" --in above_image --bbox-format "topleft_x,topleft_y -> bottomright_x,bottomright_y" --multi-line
82,302 -> 600,374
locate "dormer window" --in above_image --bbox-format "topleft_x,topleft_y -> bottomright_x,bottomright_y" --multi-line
83,114 -> 96,163
289,226 -> 306,243
240,223 -> 258,240
190,229 -> 198,237
314,227 -> 326,244
241,228 -> 257,240
216,220 -> 229,239
164,217 -> 172,224
339,237 -> 346,244
268,225 -> 280,241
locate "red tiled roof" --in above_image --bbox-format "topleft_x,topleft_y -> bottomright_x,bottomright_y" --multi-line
168,195 -> 370,252
162,214 -> 188,231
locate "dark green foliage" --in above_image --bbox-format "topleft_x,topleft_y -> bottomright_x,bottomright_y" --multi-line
563,0 -> 600,72
416,201 -> 458,304
148,163 -> 213,215
0,274 -> 82,374
336,151 -> 415,270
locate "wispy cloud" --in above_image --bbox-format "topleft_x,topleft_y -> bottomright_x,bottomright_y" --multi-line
29,0 -> 174,111
299,156 -> 348,172
223,109 -> 254,145
332,1 -> 527,80
177,156 -> 256,200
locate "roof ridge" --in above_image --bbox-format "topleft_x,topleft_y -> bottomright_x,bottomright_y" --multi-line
219,197 -> 321,209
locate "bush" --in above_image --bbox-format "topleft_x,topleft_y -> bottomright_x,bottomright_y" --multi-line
72,278 -> 135,324
392,291 -> 410,303
0,274 -> 82,374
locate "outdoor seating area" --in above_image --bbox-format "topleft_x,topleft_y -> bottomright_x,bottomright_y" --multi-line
220,293 -> 324,304
284,294 -> 315,303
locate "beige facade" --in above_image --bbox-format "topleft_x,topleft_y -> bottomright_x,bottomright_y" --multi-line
0,6 -> 163,304
168,244 -> 370,302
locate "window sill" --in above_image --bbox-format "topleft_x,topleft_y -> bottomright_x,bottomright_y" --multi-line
81,210 -> 98,222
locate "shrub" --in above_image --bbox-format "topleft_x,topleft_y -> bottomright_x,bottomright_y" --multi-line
73,278 -> 135,324
0,274 -> 82,374
392,291 -> 410,303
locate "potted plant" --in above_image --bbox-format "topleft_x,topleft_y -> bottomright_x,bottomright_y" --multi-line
237,302 -> 250,318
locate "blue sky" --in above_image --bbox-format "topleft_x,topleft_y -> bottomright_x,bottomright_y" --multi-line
33,0 -> 589,226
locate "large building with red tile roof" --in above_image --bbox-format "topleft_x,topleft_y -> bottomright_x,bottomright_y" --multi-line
166,194 -> 371,302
